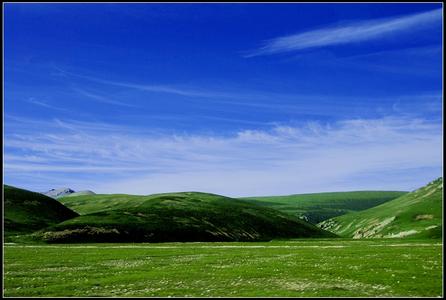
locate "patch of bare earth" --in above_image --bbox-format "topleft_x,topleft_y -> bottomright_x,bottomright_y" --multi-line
415,214 -> 433,220
275,278 -> 390,296
352,216 -> 395,239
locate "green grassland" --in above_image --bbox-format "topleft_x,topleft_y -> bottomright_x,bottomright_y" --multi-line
241,191 -> 407,224
41,192 -> 335,243
4,185 -> 79,237
319,178 -> 443,239
3,239 -> 442,297
3,181 -> 443,297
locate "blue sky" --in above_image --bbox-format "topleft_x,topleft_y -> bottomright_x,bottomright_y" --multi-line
4,3 -> 443,196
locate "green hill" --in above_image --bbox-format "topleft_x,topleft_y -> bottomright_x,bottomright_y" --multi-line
61,190 -> 95,198
4,185 -> 79,236
41,192 -> 336,243
318,178 -> 443,239
240,191 -> 407,224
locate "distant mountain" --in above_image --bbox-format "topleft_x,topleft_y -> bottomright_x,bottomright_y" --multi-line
43,188 -> 96,199
240,191 -> 407,224
41,192 -> 336,243
4,185 -> 79,235
318,178 -> 443,239
43,188 -> 76,198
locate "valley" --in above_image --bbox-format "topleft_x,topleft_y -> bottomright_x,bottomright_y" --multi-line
3,178 -> 443,297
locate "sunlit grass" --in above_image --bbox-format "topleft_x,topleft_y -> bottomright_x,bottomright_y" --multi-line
4,239 -> 442,297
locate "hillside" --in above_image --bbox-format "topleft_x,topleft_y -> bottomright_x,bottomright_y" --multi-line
4,185 -> 79,235
241,191 -> 407,224
41,192 -> 336,243
318,178 -> 443,239
61,190 -> 96,198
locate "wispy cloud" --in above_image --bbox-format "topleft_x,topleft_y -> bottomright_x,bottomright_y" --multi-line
26,97 -> 69,112
4,115 -> 442,196
282,45 -> 442,78
53,66 -> 234,99
246,9 -> 442,57
51,66 -> 442,118
72,87 -> 140,108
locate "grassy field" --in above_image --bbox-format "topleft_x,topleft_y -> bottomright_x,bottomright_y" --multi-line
3,182 -> 442,297
3,239 -> 442,297
319,178 -> 443,239
4,239 -> 442,296
241,191 -> 407,224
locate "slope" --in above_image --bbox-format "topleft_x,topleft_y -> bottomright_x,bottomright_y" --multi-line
41,192 -> 336,243
318,178 -> 443,239
61,190 -> 96,198
4,185 -> 79,235
241,191 -> 407,224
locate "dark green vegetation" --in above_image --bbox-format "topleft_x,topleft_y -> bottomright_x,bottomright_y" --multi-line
4,239 -> 442,297
4,185 -> 78,237
41,192 -> 335,243
319,178 -> 443,239
241,191 -> 407,224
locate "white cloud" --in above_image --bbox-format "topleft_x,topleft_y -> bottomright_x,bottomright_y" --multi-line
246,9 -> 442,57
3,116 -> 442,196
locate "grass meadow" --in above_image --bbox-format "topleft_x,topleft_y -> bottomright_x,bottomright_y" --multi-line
4,238 -> 442,297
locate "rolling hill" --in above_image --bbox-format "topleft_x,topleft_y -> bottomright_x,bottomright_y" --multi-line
41,192 -> 336,243
240,191 -> 407,224
61,190 -> 96,198
318,178 -> 443,239
4,185 -> 79,236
